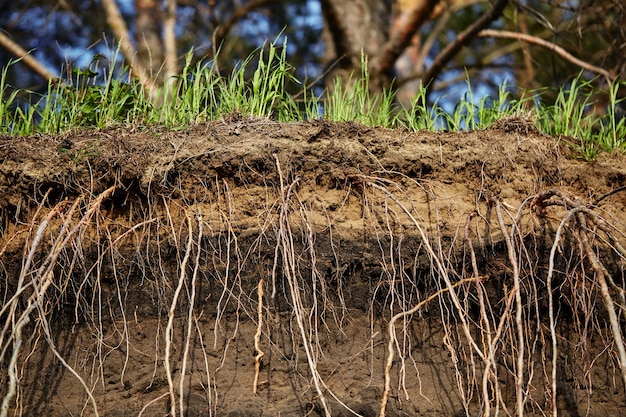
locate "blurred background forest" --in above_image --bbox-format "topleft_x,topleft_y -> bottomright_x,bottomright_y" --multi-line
0,0 -> 624,109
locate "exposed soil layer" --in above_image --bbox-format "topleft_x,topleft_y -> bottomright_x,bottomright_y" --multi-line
1,118 -> 625,417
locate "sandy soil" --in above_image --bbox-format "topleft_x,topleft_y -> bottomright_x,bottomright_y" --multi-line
1,117 -> 625,416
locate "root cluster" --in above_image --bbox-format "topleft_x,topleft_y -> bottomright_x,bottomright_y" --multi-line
1,163 -> 625,417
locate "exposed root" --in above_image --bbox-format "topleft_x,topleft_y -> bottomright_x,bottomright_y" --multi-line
274,154 -> 331,417
1,186 -> 116,417
1,170 -> 625,417
536,189 -> 626,410
380,275 -> 487,417
253,273 -> 265,394
165,212 -> 194,417
492,195 -> 525,417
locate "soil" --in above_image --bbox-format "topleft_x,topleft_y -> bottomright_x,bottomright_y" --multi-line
1,117 -> 625,417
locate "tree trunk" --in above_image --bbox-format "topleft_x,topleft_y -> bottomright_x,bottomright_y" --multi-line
319,0 -> 393,91
320,0 -> 443,94
135,0 -> 163,79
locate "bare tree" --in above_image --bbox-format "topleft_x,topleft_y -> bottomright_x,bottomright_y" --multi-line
320,0 -> 622,103
319,0 -> 508,95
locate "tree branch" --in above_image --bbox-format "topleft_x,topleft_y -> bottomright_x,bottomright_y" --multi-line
318,0 -> 351,65
423,0 -> 509,88
214,0 -> 282,47
101,0 -> 156,96
162,0 -> 178,90
373,0 -> 441,77
478,29 -> 614,82
136,0 -> 164,77
0,31 -> 59,84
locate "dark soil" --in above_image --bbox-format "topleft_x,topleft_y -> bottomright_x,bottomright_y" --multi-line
1,117 -> 625,417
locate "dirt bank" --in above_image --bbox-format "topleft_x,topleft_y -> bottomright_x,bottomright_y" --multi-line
1,118 -> 625,416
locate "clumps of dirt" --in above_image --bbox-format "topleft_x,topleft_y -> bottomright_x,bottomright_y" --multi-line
0,118 -> 610,234
1,118 -> 625,417
0,118 -> 614,211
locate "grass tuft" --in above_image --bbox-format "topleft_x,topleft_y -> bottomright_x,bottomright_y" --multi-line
0,41 -> 624,159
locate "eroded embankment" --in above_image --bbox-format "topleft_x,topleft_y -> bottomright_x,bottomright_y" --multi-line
1,118 -> 625,417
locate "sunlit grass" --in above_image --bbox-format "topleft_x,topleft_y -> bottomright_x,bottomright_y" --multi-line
323,53 -> 397,128
532,76 -> 626,159
1,40 -> 624,159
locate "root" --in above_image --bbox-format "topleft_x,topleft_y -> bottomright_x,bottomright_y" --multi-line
535,189 -> 626,402
545,208 -> 579,417
274,154 -> 331,417
165,212 -> 194,417
2,156 -> 625,417
492,195 -> 525,417
1,186 -> 115,417
253,274 -> 265,394
380,276 -> 487,417
178,214 -> 203,416
576,211 -> 626,388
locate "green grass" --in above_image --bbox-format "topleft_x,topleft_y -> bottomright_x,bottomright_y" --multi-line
1,39 -> 624,159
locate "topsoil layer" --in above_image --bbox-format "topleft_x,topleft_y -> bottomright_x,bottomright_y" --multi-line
0,117 -> 625,417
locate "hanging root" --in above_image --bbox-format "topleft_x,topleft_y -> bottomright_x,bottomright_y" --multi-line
576,212 -> 626,388
376,182 -> 626,417
533,189 -> 626,392
165,212 -> 194,417
491,195 -> 526,417
2,154 -> 625,417
1,186 -> 115,417
274,154 -> 331,416
253,275 -> 265,394
380,276 -> 487,417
